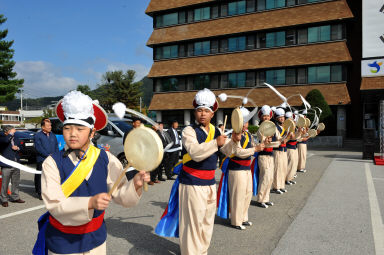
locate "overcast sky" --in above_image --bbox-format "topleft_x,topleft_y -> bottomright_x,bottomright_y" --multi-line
0,0 -> 153,98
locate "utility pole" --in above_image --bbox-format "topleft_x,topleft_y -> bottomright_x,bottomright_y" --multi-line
140,97 -> 142,113
20,89 -> 23,111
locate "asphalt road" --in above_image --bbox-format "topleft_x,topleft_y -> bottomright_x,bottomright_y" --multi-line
0,149 -> 381,255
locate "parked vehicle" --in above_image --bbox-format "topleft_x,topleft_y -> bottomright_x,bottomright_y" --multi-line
14,130 -> 37,163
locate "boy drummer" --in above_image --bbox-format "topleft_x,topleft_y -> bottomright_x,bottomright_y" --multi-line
33,91 -> 149,255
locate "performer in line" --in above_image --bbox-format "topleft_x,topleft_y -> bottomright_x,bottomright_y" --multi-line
178,88 -> 234,255
33,91 -> 149,255
271,108 -> 288,194
285,111 -> 303,186
297,115 -> 309,174
219,107 -> 264,230
255,105 -> 278,208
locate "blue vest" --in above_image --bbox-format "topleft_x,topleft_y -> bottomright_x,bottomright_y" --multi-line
274,124 -> 287,152
228,132 -> 253,171
179,124 -> 220,186
46,150 -> 109,254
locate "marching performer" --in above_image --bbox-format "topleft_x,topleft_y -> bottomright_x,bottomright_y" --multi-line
297,115 -> 309,174
271,108 -> 288,194
285,111 -> 302,186
33,91 -> 149,255
218,107 -> 264,230
255,105 -> 278,208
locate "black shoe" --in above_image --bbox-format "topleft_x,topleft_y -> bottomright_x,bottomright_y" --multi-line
255,202 -> 268,208
271,189 -> 283,194
232,225 -> 246,230
280,189 -> 287,193
167,176 -> 175,180
297,169 -> 306,173
265,201 -> 274,206
242,221 -> 252,226
1,202 -> 8,207
290,180 -> 297,185
158,178 -> 166,181
38,194 -> 43,200
285,181 -> 292,186
10,199 -> 25,203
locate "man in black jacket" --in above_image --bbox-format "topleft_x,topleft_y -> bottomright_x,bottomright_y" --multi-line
0,125 -> 25,207
149,122 -> 168,184
165,120 -> 181,180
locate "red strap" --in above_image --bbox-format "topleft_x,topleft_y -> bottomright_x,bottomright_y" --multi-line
264,148 -> 273,152
49,212 -> 105,234
230,158 -> 251,167
288,142 -> 297,146
279,144 -> 286,148
183,165 -> 215,180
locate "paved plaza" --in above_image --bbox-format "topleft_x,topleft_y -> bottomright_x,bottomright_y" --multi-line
0,148 -> 382,255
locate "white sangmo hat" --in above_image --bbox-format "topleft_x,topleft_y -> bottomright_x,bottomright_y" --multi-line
193,88 -> 218,112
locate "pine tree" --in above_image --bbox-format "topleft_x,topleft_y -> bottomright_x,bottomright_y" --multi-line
305,89 -> 333,122
0,14 -> 24,103
97,70 -> 143,111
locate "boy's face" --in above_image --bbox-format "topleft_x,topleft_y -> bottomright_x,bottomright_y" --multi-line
194,108 -> 214,126
63,125 -> 95,150
261,115 -> 271,121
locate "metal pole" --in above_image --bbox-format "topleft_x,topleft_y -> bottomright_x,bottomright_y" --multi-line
140,97 -> 142,113
380,100 -> 384,159
20,90 -> 23,111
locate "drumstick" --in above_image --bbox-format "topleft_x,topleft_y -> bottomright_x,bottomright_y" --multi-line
223,115 -> 228,132
108,163 -> 132,196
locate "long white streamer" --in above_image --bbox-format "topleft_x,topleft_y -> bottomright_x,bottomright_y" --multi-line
0,155 -> 41,174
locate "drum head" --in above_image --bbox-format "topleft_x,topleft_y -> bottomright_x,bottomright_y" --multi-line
305,118 -> 311,128
317,122 -> 325,131
259,120 -> 276,137
124,126 -> 163,171
296,116 -> 306,128
308,129 -> 317,138
282,119 -> 295,134
231,107 -> 243,133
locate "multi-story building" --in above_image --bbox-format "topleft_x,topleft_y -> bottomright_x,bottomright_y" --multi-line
146,0 -> 362,138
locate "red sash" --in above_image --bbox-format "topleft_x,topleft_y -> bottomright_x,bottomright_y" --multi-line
288,141 -> 297,146
183,165 -> 215,180
49,211 -> 105,234
263,148 -> 273,152
230,158 -> 251,167
279,144 -> 286,148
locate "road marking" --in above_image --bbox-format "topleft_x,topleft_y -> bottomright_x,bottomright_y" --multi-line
307,153 -> 315,158
0,205 -> 45,220
19,184 -> 35,188
365,163 -> 384,255
373,177 -> 384,181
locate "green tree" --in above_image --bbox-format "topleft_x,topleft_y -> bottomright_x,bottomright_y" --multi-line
0,14 -> 24,103
305,89 -> 332,121
76,84 -> 91,95
97,70 -> 143,110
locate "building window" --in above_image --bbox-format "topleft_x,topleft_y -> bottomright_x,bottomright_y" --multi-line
178,44 -> 186,57
297,67 -> 307,84
210,74 -> 219,89
266,31 -> 286,47
220,3 -> 228,16
331,24 -> 343,40
187,10 -> 194,23
162,78 -> 179,91
247,35 -> 256,50
220,73 -> 228,88
266,0 -> 286,10
194,75 -> 210,90
162,12 -> 178,27
246,0 -> 256,12
298,28 -> 308,44
257,0 -> 266,10
266,69 -> 286,85
228,1 -> 246,15
308,25 -> 330,43
162,45 -> 178,59
257,33 -> 266,48
194,41 -> 210,55
155,79 -> 161,92
220,39 -> 228,53
229,72 -> 246,88
211,40 -> 219,54
212,5 -> 219,18
228,36 -> 246,51
331,65 -> 342,82
187,77 -> 194,90
257,71 -> 266,86
286,29 -> 296,46
187,43 -> 194,56
308,65 -> 330,83
287,0 -> 296,6
286,68 -> 296,84
178,11 -> 186,24
194,7 -> 210,21
246,71 -> 256,86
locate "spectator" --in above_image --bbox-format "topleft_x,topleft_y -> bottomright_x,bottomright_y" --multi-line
0,125 -> 25,207
123,117 -> 141,181
149,122 -> 168,185
165,120 -> 181,180
34,118 -> 59,200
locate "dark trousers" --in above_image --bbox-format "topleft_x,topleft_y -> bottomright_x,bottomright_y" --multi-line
151,159 -> 165,181
34,162 -> 43,195
0,167 -> 21,202
165,151 -> 179,178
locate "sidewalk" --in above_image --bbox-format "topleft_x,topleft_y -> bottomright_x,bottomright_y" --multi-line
273,152 -> 384,255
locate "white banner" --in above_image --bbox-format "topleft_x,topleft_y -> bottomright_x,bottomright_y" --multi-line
363,0 -> 384,58
362,58 -> 384,77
